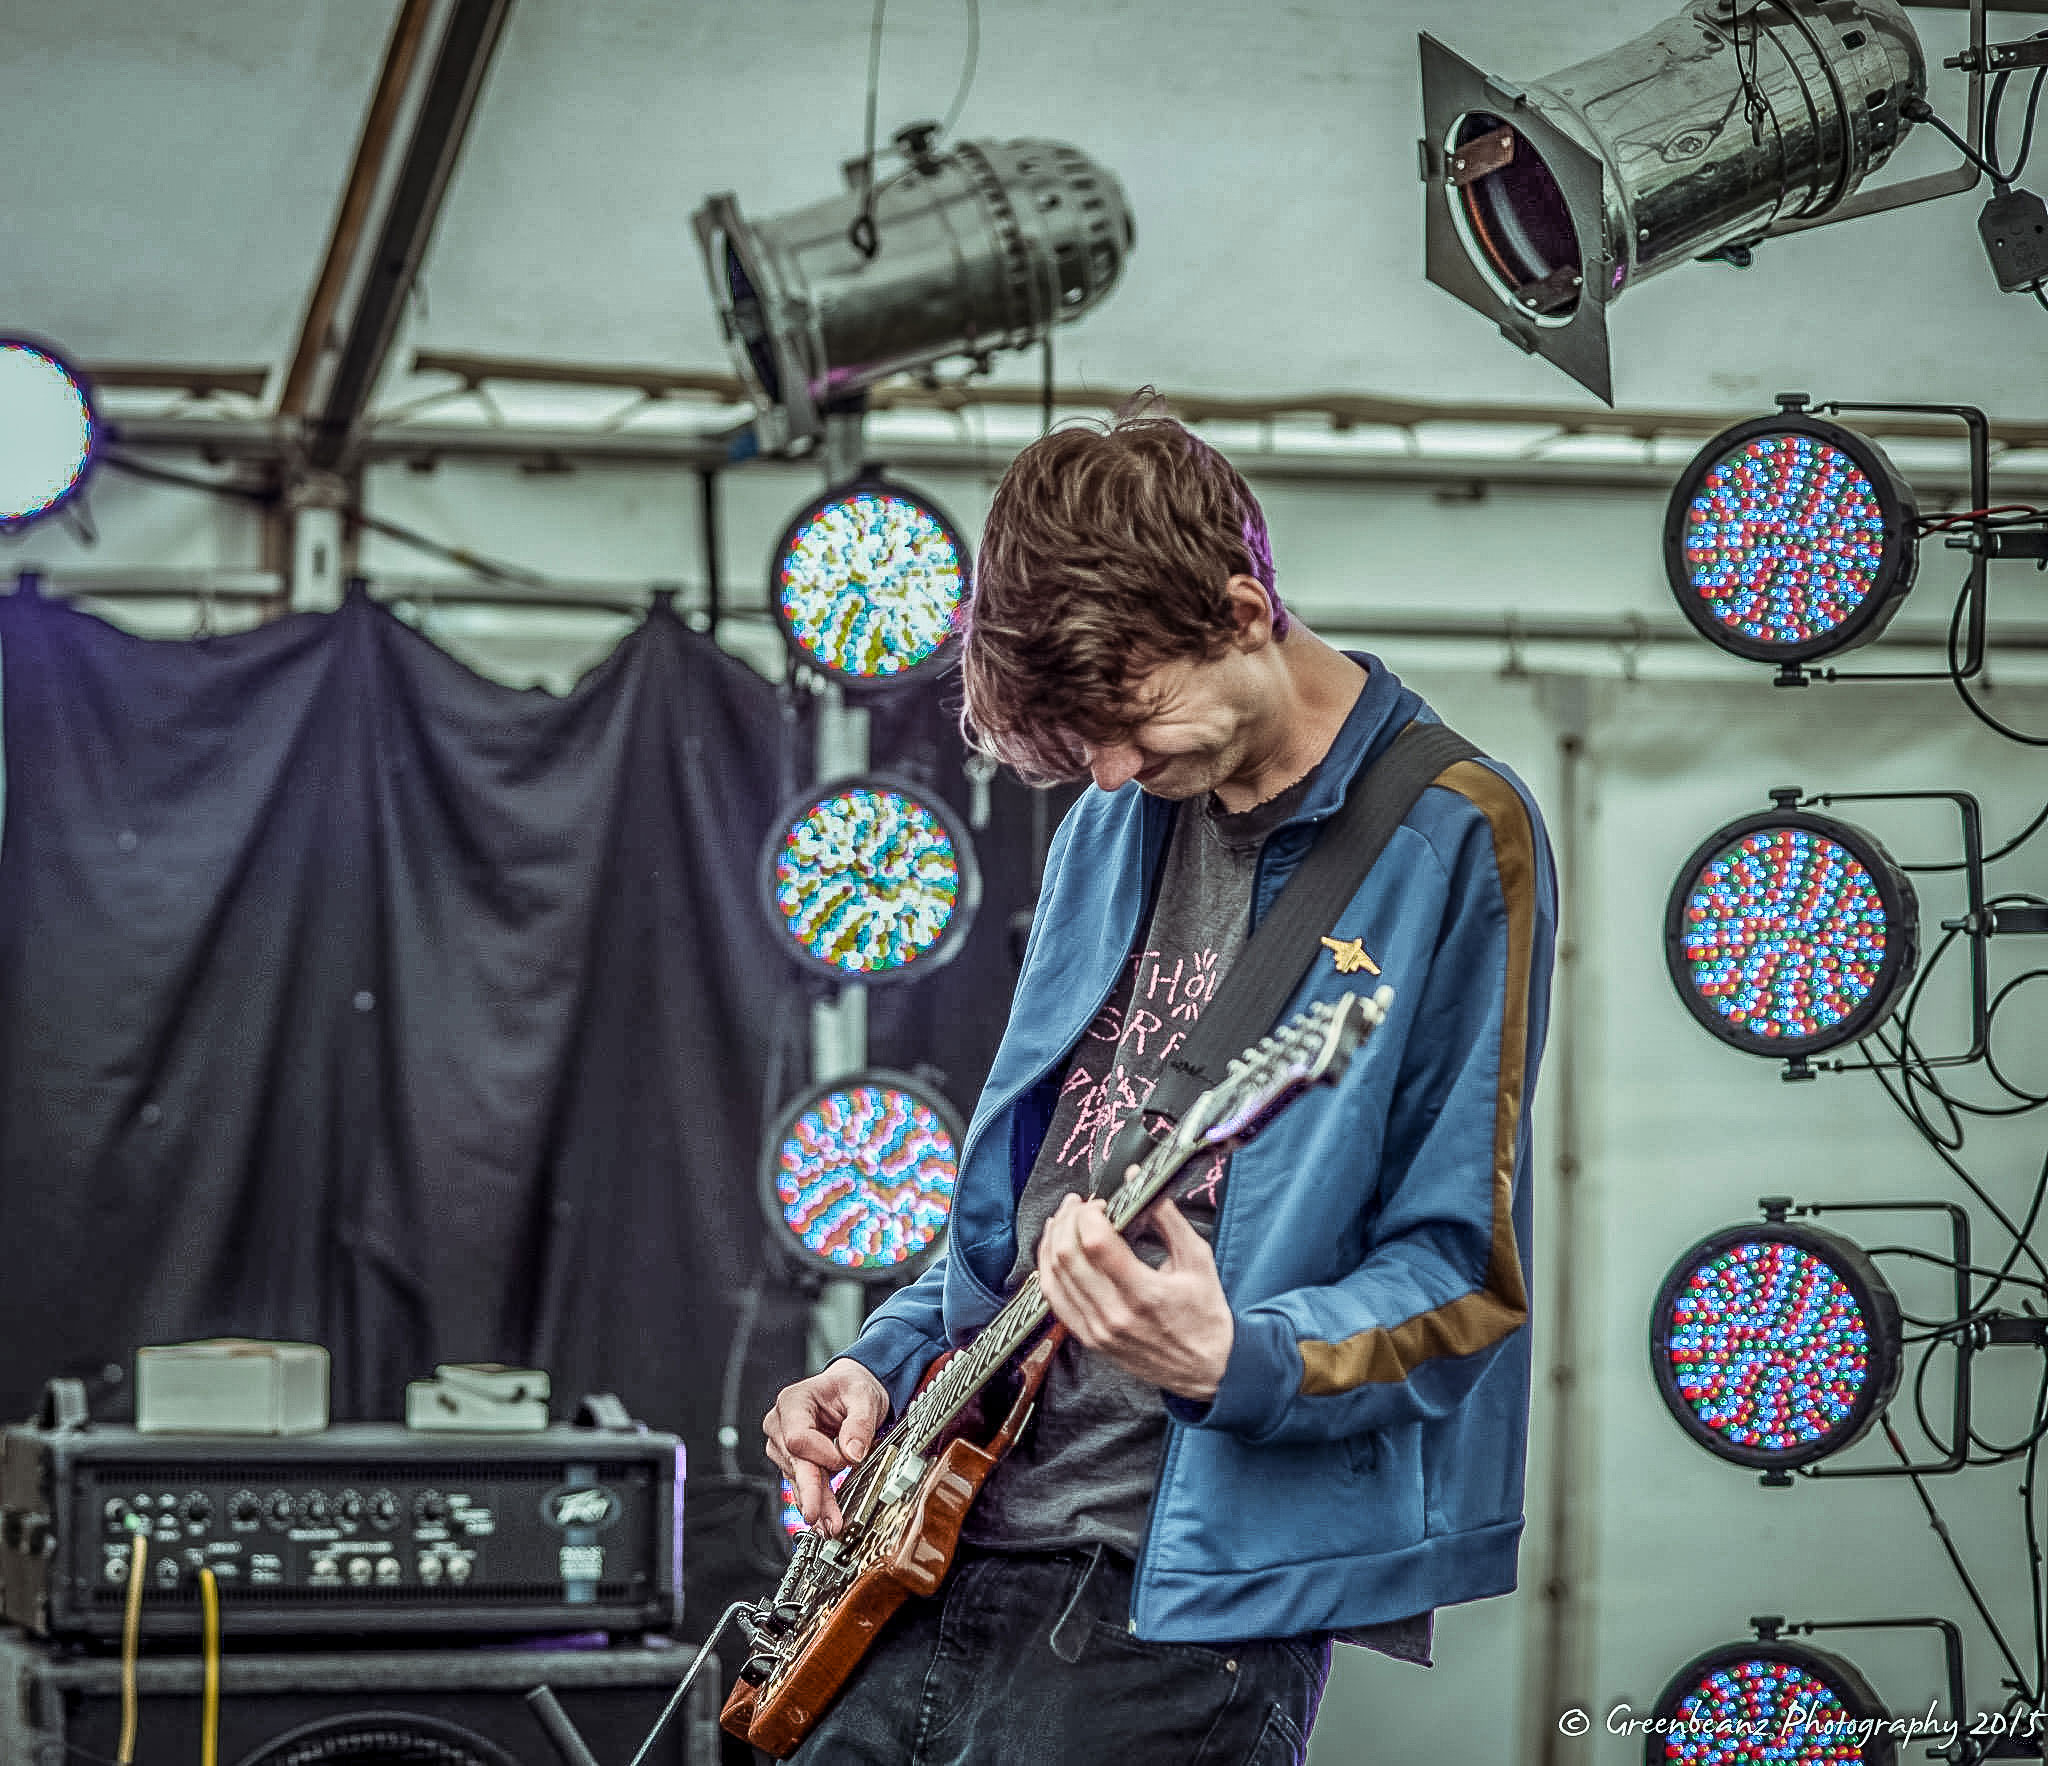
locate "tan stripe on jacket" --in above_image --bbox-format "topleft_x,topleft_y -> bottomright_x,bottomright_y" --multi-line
1297,760 -> 1537,1395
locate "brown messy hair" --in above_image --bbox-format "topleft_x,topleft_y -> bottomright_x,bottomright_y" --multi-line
958,391 -> 1285,783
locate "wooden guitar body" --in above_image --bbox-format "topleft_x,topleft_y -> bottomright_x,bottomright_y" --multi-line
722,1331 -> 1061,1758
722,1433 -> 997,1757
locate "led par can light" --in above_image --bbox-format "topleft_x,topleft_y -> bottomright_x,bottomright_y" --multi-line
759,773 -> 980,985
1666,413 -> 1919,663
759,1069 -> 964,1283
1666,808 -> 1918,1058
1418,3 -> 1923,402
694,133 -> 1134,449
0,336 -> 99,531
1645,1638 -> 1896,1766
771,474 -> 970,686
1651,1220 -> 1903,1472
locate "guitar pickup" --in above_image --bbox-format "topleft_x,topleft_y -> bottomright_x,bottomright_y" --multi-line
877,1452 -> 927,1506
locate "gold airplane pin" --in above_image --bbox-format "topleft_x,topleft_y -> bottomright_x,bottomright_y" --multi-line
1320,935 -> 1381,976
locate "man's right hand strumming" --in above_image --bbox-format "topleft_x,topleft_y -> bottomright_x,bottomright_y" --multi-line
763,1358 -> 891,1537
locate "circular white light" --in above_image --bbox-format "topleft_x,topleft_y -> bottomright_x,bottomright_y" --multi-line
0,340 -> 96,528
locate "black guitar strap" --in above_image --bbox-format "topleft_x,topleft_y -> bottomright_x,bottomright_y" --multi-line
1095,718 -> 1482,1185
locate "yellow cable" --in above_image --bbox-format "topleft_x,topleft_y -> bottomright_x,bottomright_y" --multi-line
199,1565 -> 220,1766
117,1528 -> 147,1765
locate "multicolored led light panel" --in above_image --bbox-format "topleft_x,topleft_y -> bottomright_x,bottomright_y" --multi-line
779,1468 -> 850,1541
1651,1222 -> 1900,1472
765,780 -> 976,981
0,339 -> 97,529
1649,1643 -> 1895,1766
1665,415 -> 1915,664
1666,813 -> 1915,1057
773,485 -> 967,683
762,1077 -> 961,1280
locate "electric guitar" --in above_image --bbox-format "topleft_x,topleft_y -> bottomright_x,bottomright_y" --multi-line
722,984 -> 1395,1758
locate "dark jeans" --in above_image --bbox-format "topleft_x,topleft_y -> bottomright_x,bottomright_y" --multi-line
785,1544 -> 1329,1765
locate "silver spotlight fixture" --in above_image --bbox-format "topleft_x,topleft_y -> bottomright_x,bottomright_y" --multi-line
1419,1 -> 1925,402
694,123 -> 1135,450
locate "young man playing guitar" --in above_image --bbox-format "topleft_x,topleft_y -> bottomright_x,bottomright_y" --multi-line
759,404 -> 1557,1763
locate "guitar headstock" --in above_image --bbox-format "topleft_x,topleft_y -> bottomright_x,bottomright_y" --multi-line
1194,984 -> 1395,1148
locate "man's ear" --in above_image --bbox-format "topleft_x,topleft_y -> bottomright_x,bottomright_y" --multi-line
1225,574 -> 1276,650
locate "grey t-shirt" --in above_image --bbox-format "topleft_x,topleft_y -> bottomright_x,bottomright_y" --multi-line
964,772 -> 1434,1664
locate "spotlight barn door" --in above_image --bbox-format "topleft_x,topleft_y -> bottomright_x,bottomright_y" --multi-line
0,1632 -> 721,1766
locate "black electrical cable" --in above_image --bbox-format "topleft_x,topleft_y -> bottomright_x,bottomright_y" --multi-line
1970,1347 -> 2048,1460
1859,1034 -> 2048,1289
1904,92 -> 2007,181
1986,967 -> 2048,1108
936,0 -> 979,141
847,0 -> 888,260
1904,799 -> 2048,873
1886,1415 -> 2041,1703
1948,565 -> 2048,746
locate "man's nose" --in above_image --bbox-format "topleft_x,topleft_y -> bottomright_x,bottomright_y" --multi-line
1086,743 -> 1146,791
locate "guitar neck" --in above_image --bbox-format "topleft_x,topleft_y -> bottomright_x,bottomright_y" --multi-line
895,1121 -> 1201,1457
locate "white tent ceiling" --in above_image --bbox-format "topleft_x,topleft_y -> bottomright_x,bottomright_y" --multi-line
2,0 -> 2038,421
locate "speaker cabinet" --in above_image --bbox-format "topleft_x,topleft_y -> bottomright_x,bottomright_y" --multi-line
0,1630 -> 720,1766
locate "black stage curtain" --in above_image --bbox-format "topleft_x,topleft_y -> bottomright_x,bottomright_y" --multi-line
0,583 -> 811,1632
0,586 -> 1071,1679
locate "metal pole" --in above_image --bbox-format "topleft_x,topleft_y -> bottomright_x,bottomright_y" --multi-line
1529,675 -> 1598,1766
806,404 -> 873,1368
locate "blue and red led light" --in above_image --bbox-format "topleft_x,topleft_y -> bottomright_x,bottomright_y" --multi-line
1665,414 -> 1916,665
1677,827 -> 1888,1045
1654,1654 -> 1872,1765
1651,1222 -> 1901,1472
768,1080 -> 960,1278
1662,1240 -> 1871,1458
1665,810 -> 1916,1060
1680,434 -> 1886,652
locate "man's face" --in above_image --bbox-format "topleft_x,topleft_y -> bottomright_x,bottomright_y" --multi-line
1079,647 -> 1262,801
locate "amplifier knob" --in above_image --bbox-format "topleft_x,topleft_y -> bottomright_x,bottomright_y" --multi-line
375,1557 -> 401,1585
154,1557 -> 180,1588
102,1497 -> 133,1530
312,1556 -> 338,1579
417,1553 -> 443,1583
229,1491 -> 262,1529
335,1489 -> 365,1526
414,1490 -> 451,1526
346,1557 -> 373,1585
446,1555 -> 472,1584
368,1490 -> 400,1530
178,1493 -> 213,1528
301,1491 -> 332,1526
262,1491 -> 296,1530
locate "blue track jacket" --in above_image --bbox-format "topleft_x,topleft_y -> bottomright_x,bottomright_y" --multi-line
840,654 -> 1558,1643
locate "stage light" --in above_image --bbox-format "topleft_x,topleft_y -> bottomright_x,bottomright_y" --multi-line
771,475 -> 969,685
1651,1221 -> 1902,1472
694,126 -> 1134,449
1647,1638 -> 1896,1765
1418,4 -> 1924,401
760,775 -> 980,984
1666,412 -> 1918,664
758,1071 -> 964,1282
0,337 -> 98,531
1666,808 -> 1918,1058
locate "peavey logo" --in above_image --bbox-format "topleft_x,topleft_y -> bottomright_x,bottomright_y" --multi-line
542,1486 -> 621,1531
